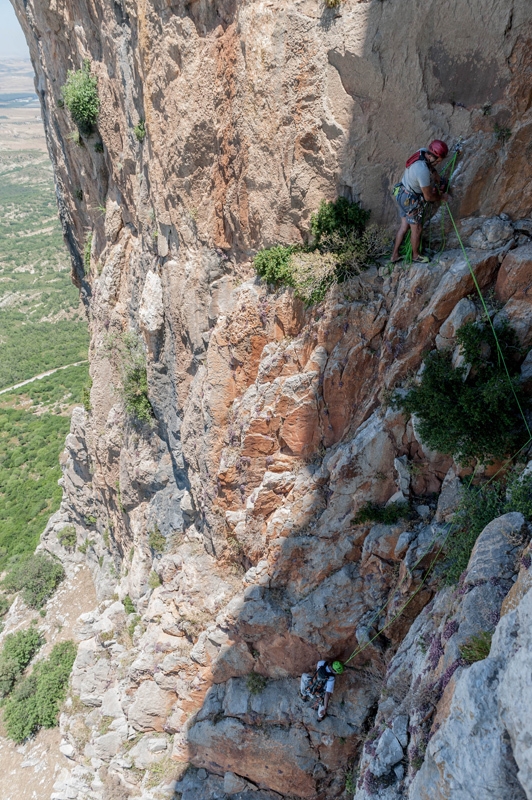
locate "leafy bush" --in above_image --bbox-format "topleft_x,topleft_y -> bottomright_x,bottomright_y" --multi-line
398,321 -> 528,464
353,501 -> 410,525
253,197 -> 384,305
124,366 -> 152,422
0,627 -> 43,697
133,119 -> 146,142
61,61 -> 100,135
254,245 -> 296,287
148,526 -> 166,553
443,469 -> 532,583
122,594 -> 135,615
58,525 -> 77,549
246,672 -> 267,695
2,627 -> 43,671
3,640 -> 77,742
459,631 -> 492,663
3,553 -> 65,608
310,197 -> 370,245
0,657 -> 19,698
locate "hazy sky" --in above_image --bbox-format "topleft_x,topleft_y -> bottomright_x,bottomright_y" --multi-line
0,0 -> 29,59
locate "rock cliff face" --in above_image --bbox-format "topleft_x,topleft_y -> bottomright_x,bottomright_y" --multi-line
6,0 -> 532,798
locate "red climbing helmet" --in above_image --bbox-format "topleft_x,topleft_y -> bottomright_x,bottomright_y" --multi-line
428,140 -> 449,159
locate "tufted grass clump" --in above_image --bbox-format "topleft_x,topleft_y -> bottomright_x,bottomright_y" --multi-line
148,526 -> 166,553
58,525 -> 77,550
397,320 -> 528,465
246,672 -> 267,695
254,197 -> 388,305
2,552 -> 65,608
61,60 -> 100,136
3,640 -> 77,743
459,631 -> 492,664
353,500 -> 410,525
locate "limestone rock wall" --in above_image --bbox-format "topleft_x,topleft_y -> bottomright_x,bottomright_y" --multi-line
6,0 -> 532,798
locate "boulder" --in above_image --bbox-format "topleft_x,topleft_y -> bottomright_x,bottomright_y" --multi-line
496,243 -> 532,303
128,680 -> 175,731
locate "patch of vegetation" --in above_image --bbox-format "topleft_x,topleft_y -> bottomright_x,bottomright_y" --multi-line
0,595 -> 9,618
148,570 -> 161,589
58,525 -> 77,549
310,196 -> 370,245
81,378 -> 92,411
94,141 -> 104,153
123,594 -> 135,615
3,640 -> 77,743
148,526 -> 166,553
459,631 -> 492,664
253,197 -> 388,305
84,233 -> 92,272
397,320 -> 528,465
0,626 -> 43,697
61,61 -> 100,135
106,332 -> 153,423
246,672 -> 267,695
494,123 -> 512,143
443,469 -> 532,584
133,119 -> 146,142
353,500 -> 410,525
0,369 -> 89,570
2,552 -> 65,608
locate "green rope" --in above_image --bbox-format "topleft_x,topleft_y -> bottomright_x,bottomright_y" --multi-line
343,152 -> 531,664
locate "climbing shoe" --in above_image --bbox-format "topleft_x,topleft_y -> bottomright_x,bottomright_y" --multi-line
412,255 -> 430,263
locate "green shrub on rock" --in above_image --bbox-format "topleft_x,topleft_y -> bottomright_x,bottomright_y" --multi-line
397,320 -> 528,465
0,627 -> 43,698
310,197 -> 370,245
61,61 -> 100,135
2,552 -> 65,608
253,197 -> 387,305
3,640 -> 77,742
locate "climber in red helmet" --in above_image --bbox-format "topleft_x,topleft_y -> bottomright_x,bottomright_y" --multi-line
390,140 -> 450,264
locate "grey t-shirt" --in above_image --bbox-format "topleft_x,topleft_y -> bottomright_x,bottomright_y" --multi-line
401,153 -> 432,196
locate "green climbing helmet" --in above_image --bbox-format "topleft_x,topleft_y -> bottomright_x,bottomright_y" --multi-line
331,661 -> 344,675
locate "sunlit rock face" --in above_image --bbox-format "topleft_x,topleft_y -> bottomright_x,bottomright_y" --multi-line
7,0 -> 532,797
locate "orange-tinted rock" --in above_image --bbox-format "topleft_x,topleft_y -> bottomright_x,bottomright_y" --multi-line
496,244 -> 532,303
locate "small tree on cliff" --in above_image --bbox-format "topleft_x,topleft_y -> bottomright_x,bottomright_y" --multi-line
61,60 -> 100,136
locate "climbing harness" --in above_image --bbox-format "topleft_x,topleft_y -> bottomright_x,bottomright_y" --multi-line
344,141 -> 532,665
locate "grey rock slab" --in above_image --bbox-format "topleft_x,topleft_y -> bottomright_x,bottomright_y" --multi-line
466,512 -> 527,585
411,657 -> 526,800
92,731 -> 123,761
435,468 -> 462,522
372,728 -> 404,777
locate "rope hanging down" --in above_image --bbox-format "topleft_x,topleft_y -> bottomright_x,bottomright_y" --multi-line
344,144 -> 531,665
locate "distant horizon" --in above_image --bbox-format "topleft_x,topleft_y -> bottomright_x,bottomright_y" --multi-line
0,0 -> 30,59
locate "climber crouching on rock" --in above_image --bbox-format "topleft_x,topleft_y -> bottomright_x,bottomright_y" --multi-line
300,659 -> 344,721
391,139 -> 450,264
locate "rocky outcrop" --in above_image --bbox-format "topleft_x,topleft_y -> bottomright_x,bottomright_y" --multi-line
5,0 -> 532,797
